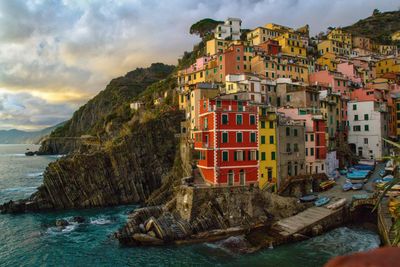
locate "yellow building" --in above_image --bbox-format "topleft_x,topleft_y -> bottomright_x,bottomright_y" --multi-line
327,28 -> 352,46
317,39 -> 351,56
258,106 -> 278,190
275,32 -> 307,57
316,52 -> 338,71
246,27 -> 281,45
392,31 -> 400,41
206,39 -> 228,56
376,57 -> 400,77
251,54 -> 310,82
395,96 -> 400,138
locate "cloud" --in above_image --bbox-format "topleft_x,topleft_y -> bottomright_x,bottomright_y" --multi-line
0,0 -> 398,130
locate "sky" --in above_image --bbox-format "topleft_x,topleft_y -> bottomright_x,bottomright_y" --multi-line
0,0 -> 398,131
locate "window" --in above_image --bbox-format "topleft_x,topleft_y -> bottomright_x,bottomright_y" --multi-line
364,114 -> 369,120
269,135 -> 274,144
234,151 -> 245,161
306,148 -> 308,156
249,150 -> 257,160
222,114 -> 228,125
294,129 -> 298,136
200,151 -> 206,160
353,125 -> 361,131
222,132 -> 228,143
261,152 -> 266,161
354,115 -> 358,121
286,95 -> 291,102
261,121 -> 265,128
286,143 -> 291,152
286,127 -> 290,136
364,138 -> 368,144
236,132 -> 243,143
250,115 -> 256,125
310,148 -> 314,156
337,81 -> 340,86
353,104 -> 357,110
271,152 -> 276,160
222,151 -> 229,161
294,144 -> 299,152
236,114 -> 243,125
310,134 -> 314,141
216,100 -> 221,108
269,121 -> 274,129
204,118 -> 208,129
261,135 -> 266,144
364,125 -> 369,131
250,132 -> 256,143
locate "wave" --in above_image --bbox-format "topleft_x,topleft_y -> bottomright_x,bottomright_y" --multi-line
0,153 -> 26,157
90,217 -> 113,225
27,172 -> 43,177
1,186 -> 37,193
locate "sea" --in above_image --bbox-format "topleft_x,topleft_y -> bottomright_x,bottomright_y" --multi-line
0,144 -> 380,267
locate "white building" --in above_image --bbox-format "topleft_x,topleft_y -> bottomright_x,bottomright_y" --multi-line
214,18 -> 242,41
347,100 -> 389,159
223,74 -> 269,104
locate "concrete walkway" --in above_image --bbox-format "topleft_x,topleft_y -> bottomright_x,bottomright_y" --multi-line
274,206 -> 335,237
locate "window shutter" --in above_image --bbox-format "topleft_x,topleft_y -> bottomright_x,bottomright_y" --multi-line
234,151 -> 237,161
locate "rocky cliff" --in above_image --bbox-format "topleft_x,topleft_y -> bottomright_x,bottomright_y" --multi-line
41,63 -> 175,155
1,110 -> 184,213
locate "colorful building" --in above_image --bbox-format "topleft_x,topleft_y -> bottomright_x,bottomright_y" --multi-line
258,106 -> 278,190
194,99 -> 259,186
376,57 -> 400,77
275,32 -> 307,57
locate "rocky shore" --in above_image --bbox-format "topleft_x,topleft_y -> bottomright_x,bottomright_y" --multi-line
115,185 -> 306,248
0,111 -> 184,214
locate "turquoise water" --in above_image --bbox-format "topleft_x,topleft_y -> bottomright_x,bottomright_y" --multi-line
0,145 -> 381,267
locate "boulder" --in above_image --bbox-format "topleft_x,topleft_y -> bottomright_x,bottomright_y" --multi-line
132,233 -> 164,245
72,216 -> 85,223
56,219 -> 69,227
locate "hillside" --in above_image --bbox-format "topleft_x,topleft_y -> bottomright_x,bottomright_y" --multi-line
343,10 -> 400,44
0,123 -> 65,144
50,63 -> 175,139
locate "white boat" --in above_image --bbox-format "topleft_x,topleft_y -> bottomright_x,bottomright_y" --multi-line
327,198 -> 347,210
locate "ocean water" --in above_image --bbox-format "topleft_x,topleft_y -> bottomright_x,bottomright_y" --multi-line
0,144 -> 381,267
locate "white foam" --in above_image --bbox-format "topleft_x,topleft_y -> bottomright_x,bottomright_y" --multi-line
27,172 -> 43,177
90,217 -> 112,225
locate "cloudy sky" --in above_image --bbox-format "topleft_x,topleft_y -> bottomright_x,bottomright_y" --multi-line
0,0 -> 398,131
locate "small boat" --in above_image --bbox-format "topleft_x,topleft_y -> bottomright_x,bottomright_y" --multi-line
352,194 -> 369,200
343,182 -> 353,191
373,178 -> 383,184
315,196 -> 330,207
320,180 -> 335,191
352,183 -> 363,190
327,198 -> 347,210
379,170 -> 386,177
353,164 -> 374,171
339,169 -> 348,175
299,194 -> 318,202
383,175 -> 394,182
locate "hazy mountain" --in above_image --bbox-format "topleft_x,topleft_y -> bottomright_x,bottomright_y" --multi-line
0,122 -> 65,144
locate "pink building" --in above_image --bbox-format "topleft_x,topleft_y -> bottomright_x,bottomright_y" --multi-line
337,62 -> 363,85
309,70 -> 350,96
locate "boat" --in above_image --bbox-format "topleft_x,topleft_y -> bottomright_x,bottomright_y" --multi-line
343,182 -> 353,191
353,164 -> 374,171
379,170 -> 386,177
352,194 -> 369,200
352,183 -> 363,190
383,175 -> 394,182
315,196 -> 330,207
327,198 -> 347,210
359,159 -> 375,166
319,180 -> 335,191
373,178 -> 383,184
339,169 -> 348,175
299,194 -> 318,202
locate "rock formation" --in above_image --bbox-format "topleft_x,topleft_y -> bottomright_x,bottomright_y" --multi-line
0,110 -> 184,213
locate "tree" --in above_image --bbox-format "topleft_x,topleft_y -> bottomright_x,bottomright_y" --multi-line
373,9 -> 381,16
189,18 -> 223,38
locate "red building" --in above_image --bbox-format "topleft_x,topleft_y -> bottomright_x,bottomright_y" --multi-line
255,40 -> 281,55
194,98 -> 259,186
314,118 -> 327,161
217,44 -> 245,79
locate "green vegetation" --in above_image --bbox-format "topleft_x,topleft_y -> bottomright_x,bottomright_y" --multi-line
50,63 -> 175,138
343,10 -> 400,45
189,18 -> 222,38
